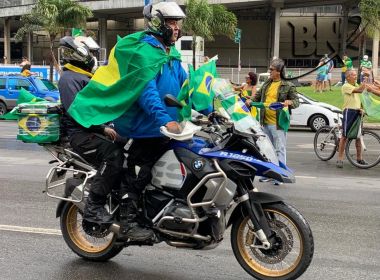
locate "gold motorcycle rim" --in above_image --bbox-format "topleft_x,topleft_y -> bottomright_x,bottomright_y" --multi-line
66,204 -> 114,253
237,209 -> 303,277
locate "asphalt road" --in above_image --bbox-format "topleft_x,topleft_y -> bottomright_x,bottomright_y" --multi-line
0,121 -> 379,280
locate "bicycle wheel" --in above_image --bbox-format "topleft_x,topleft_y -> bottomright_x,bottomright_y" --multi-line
313,126 -> 338,161
345,129 -> 380,169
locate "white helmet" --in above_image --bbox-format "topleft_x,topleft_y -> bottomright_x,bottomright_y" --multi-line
143,2 -> 186,45
363,55 -> 369,61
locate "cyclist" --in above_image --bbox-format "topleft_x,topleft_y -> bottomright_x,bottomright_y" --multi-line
336,69 -> 367,168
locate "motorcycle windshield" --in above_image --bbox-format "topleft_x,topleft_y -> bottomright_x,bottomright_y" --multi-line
212,78 -> 279,165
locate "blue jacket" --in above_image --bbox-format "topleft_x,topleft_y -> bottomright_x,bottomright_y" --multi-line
114,35 -> 187,138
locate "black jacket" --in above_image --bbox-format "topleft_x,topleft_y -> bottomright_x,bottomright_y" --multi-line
58,68 -> 105,137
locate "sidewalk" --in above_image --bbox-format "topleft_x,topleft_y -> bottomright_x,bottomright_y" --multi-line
364,123 -> 380,130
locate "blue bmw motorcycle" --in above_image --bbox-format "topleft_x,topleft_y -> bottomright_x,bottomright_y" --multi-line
44,79 -> 314,280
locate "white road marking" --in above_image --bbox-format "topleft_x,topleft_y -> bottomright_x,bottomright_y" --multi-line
0,156 -> 48,165
295,143 -> 314,149
0,224 -> 61,235
295,175 -> 317,179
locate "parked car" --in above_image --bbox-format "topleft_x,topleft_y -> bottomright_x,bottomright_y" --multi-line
291,92 -> 342,131
0,75 -> 60,115
257,72 -> 269,91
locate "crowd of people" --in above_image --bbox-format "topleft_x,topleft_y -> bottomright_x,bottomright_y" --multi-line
314,53 -> 374,92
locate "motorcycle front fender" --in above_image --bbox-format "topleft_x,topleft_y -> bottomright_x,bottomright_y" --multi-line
56,200 -> 67,218
226,191 -> 283,228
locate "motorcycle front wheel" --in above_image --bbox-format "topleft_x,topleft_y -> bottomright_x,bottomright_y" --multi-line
60,202 -> 123,262
231,203 -> 314,280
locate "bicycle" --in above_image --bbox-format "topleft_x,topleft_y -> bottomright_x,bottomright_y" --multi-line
313,110 -> 380,169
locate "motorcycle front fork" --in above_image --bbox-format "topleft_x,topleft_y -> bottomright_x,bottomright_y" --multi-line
241,199 -> 273,249
237,182 -> 274,249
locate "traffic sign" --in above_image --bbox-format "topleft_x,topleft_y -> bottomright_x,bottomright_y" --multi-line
234,28 -> 241,44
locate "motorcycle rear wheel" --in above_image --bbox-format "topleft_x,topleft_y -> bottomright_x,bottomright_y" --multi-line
60,202 -> 123,261
231,203 -> 314,280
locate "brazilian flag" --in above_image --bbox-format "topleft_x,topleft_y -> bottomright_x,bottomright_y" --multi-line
0,88 -> 45,120
177,60 -> 218,120
360,90 -> 380,120
17,112 -> 60,143
189,60 -> 217,111
177,79 -> 193,121
68,31 -> 181,128
278,107 -> 290,132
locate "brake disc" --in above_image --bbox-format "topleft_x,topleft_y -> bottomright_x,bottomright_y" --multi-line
249,220 -> 294,264
82,220 -> 111,238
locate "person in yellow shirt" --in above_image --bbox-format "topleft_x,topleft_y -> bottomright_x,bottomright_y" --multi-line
20,64 -> 35,77
252,58 -> 299,184
234,72 -> 258,118
336,69 -> 366,168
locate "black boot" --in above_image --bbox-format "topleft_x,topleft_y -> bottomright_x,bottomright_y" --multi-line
119,199 -> 154,241
83,193 -> 113,224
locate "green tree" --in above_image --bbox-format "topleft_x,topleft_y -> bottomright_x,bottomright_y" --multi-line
182,0 -> 237,68
359,0 -> 380,77
15,0 -> 93,80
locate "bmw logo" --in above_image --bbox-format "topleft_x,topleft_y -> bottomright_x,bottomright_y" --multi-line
192,159 -> 204,171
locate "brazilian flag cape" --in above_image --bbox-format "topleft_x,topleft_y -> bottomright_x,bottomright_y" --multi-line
68,31 -> 181,128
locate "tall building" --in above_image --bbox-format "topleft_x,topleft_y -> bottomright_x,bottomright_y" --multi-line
0,0 -> 364,73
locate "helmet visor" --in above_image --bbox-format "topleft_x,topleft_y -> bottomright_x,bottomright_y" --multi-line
59,46 -> 88,63
165,19 -> 183,29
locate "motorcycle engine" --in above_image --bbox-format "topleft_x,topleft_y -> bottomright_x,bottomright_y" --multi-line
161,202 -> 194,232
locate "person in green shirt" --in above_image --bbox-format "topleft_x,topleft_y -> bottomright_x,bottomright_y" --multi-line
336,69 -> 366,168
360,55 -> 372,83
341,54 -> 353,84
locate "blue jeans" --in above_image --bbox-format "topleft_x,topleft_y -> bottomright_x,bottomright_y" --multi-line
262,125 -> 287,165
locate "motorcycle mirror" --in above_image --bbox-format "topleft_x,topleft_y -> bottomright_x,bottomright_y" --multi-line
164,94 -> 183,108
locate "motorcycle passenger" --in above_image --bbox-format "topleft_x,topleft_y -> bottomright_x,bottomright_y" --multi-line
112,2 -> 187,240
58,36 -> 126,227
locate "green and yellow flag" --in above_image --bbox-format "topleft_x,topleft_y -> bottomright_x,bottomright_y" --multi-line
68,31 -> 181,128
278,107 -> 290,132
190,60 -> 217,111
72,28 -> 84,37
360,90 -> 380,121
177,79 -> 193,121
0,88 -> 46,120
177,60 -> 218,120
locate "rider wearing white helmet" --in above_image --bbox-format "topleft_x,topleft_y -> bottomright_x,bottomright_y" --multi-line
143,1 -> 186,46
114,2 -> 187,241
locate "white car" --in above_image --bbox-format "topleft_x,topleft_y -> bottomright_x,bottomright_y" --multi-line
257,73 -> 270,91
291,93 -> 342,131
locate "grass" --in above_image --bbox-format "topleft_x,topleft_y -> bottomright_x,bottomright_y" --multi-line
296,85 -> 380,123
297,86 -> 343,108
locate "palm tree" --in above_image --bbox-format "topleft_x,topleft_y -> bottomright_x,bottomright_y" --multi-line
359,0 -> 380,78
182,0 -> 237,68
15,0 -> 93,81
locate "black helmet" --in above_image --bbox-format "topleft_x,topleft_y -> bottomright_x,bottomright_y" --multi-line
143,2 -> 186,46
59,36 -> 100,72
